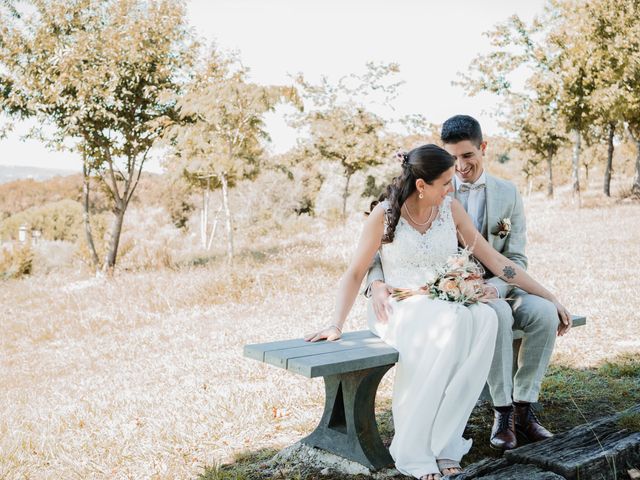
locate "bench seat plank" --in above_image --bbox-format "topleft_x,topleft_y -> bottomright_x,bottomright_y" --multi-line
244,330 -> 375,362
287,343 -> 399,378
264,335 -> 387,369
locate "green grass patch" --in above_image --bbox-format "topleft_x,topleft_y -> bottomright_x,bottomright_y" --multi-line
617,412 -> 640,432
599,352 -> 640,379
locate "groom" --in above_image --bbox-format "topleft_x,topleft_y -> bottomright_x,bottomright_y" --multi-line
366,115 -> 571,450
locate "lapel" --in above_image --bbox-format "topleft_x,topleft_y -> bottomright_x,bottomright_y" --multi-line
451,178 -> 460,202
484,173 -> 498,248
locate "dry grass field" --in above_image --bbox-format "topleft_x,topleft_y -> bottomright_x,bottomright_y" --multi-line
1,185 -> 639,479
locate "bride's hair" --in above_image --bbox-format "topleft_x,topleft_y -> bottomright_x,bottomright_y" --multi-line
370,144 -> 454,243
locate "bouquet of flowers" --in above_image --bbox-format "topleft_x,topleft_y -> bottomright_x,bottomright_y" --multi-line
391,249 -> 489,306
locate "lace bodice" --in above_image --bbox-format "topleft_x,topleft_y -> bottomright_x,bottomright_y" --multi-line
380,196 -> 458,289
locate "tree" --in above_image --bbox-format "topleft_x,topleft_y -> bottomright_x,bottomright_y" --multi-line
0,0 -> 195,271
294,63 -> 400,219
511,91 -> 566,197
164,51 -> 300,261
457,14 -> 566,197
604,0 -> 640,196
572,0 -> 640,196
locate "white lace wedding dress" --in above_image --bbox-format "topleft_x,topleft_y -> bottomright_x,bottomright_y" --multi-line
368,197 -> 498,478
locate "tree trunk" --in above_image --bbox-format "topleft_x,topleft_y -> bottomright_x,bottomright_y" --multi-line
571,129 -> 581,204
221,173 -> 233,264
604,122 -> 614,197
81,162 -> 100,270
206,204 -> 223,251
103,205 -> 126,273
633,139 -> 640,196
583,163 -> 589,183
546,148 -> 554,198
200,180 -> 210,250
342,172 -> 352,220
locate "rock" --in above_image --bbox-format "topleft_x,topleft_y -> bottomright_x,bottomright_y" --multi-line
453,459 -> 563,479
505,404 -> 640,480
269,441 -> 372,476
452,458 -> 511,479
471,463 -> 565,479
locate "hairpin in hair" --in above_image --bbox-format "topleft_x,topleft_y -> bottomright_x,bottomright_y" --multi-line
395,151 -> 409,167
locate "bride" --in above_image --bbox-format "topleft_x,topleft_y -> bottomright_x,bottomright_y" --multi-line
305,144 -> 571,480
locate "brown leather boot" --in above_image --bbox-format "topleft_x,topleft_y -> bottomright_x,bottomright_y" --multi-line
514,402 -> 553,443
490,407 -> 517,450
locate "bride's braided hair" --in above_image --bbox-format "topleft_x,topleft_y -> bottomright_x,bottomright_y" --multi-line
370,144 -> 454,244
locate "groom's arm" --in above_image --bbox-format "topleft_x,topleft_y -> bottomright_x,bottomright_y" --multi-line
363,251 -> 385,298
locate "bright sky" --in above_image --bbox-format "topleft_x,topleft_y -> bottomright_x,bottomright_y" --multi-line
0,0 -> 545,172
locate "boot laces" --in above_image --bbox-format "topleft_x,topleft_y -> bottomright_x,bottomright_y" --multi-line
525,405 -> 541,424
498,410 -> 513,432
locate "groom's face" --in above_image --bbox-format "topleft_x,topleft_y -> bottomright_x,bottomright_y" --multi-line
443,140 -> 486,184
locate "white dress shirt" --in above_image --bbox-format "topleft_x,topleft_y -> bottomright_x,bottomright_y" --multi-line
455,171 -> 487,234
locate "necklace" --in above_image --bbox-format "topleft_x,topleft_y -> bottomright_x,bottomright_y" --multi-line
403,202 -> 435,226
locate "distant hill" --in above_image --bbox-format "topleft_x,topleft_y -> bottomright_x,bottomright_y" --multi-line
0,165 -> 77,184
0,167 -> 166,220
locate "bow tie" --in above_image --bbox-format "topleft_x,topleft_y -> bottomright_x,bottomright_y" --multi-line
458,182 -> 485,193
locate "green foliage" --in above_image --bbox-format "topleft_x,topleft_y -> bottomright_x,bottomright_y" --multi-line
0,244 -> 33,279
166,50 -> 300,192
0,0 -> 197,269
294,63 -> 399,218
496,153 -> 510,164
459,0 -> 640,195
361,174 -> 385,200
0,199 -> 83,242
160,176 -> 195,231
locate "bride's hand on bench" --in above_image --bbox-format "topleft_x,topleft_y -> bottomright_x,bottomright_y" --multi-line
305,325 -> 342,343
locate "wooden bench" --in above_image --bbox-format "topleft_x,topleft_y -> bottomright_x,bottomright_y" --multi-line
244,315 -> 586,471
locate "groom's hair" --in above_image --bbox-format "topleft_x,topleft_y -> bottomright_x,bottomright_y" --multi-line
441,115 -> 483,147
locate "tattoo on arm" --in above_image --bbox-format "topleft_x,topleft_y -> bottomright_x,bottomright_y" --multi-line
502,266 -> 516,280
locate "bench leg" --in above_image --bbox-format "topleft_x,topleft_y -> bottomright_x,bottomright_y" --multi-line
301,365 -> 394,471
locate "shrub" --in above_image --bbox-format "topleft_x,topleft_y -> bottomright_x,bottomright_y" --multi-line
0,199 -> 84,241
0,244 -> 34,279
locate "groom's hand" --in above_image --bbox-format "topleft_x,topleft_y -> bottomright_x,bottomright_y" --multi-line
371,280 -> 393,324
554,301 -> 572,336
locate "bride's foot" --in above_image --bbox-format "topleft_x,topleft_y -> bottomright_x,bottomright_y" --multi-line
420,474 -> 441,480
437,458 -> 462,477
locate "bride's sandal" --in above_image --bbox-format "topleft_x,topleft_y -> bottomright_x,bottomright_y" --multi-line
437,458 -> 462,477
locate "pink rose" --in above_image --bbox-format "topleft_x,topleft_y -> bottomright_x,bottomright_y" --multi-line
442,279 -> 458,293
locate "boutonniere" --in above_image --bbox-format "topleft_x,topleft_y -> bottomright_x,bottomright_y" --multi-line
493,218 -> 512,239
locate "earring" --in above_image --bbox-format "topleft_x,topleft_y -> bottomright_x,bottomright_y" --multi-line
419,192 -> 424,199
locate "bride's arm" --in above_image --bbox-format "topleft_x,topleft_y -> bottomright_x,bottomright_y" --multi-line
451,199 -> 572,335
305,204 -> 385,342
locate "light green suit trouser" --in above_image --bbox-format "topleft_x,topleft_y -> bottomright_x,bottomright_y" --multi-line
485,288 -> 558,406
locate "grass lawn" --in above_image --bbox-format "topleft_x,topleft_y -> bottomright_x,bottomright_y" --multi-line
1,188 -> 639,479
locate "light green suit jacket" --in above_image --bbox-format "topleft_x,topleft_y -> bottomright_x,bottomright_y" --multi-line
365,173 -> 528,298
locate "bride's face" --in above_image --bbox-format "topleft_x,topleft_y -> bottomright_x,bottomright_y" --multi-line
418,166 -> 455,205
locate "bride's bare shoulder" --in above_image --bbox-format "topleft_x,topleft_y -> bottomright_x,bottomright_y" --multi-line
369,202 -> 387,222
449,198 -> 468,221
